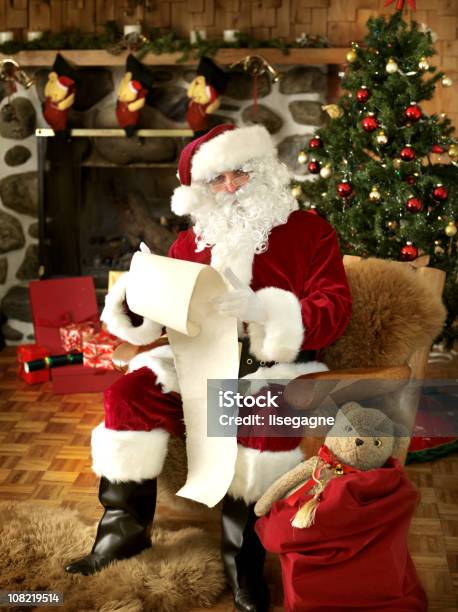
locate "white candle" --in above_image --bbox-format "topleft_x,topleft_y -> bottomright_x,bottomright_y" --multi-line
223,29 -> 239,43
190,29 -> 207,44
27,31 -> 43,42
0,31 -> 14,44
124,23 -> 142,36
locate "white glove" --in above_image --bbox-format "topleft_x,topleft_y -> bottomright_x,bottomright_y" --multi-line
211,268 -> 266,324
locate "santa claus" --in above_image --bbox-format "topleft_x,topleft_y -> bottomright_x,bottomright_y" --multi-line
65,124 -> 352,612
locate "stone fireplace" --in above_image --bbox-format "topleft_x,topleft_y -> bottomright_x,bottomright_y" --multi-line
0,62 -> 328,344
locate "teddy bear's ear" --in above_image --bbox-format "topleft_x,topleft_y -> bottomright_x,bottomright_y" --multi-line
339,401 -> 363,415
48,71 -> 58,81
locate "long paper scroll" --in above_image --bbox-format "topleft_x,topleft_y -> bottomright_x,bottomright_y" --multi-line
126,252 -> 239,507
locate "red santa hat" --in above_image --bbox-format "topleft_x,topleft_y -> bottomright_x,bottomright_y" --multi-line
171,123 -> 276,216
56,75 -> 75,92
128,79 -> 143,94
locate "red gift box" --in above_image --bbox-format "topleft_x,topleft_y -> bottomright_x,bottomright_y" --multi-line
60,321 -> 99,352
29,277 -> 99,354
82,330 -> 122,370
17,344 -> 51,384
28,277 -> 122,393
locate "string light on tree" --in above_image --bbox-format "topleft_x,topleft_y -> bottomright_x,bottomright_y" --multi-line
434,240 -> 445,255
441,76 -> 453,87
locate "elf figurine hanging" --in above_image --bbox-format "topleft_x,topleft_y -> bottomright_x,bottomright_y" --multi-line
116,54 -> 154,137
43,54 -> 76,139
186,56 -> 228,136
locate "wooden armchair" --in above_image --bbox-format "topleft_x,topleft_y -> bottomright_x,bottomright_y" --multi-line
289,256 -> 446,464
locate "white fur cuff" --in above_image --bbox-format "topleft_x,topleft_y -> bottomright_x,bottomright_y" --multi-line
228,445 -> 304,504
128,344 -> 180,394
92,423 -> 169,482
100,273 -> 163,346
248,287 -> 304,363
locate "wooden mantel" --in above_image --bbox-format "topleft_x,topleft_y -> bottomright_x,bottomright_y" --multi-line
0,48 -> 347,67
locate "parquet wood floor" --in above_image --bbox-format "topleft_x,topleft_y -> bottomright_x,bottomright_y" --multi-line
1,346 -> 457,611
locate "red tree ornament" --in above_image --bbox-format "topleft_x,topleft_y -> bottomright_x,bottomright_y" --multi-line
431,144 -> 445,153
337,180 -> 353,198
307,160 -> 321,174
405,175 -> 416,185
432,184 -> 448,201
356,87 -> 370,103
400,243 -> 418,261
404,103 -> 421,122
406,196 -> 423,213
362,114 -> 379,132
308,136 -> 322,150
400,145 -> 416,161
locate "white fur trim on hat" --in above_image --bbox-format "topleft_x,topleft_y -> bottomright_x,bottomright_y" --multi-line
100,273 -> 163,346
191,125 -> 276,183
228,444 -> 304,504
248,287 -> 304,363
92,423 -> 169,482
171,183 -> 208,216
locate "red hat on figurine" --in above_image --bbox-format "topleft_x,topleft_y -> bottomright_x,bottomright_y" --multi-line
56,75 -> 75,91
171,123 -> 275,216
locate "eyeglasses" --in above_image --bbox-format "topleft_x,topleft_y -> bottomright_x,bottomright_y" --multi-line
207,169 -> 250,192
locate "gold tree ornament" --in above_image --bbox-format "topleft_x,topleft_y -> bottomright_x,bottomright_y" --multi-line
445,221 -> 457,237
322,104 -> 343,119
346,49 -> 357,63
418,56 -> 430,71
448,144 -> 458,159
320,164 -> 332,179
369,186 -> 381,201
297,151 -> 308,164
386,58 -> 398,74
376,130 -> 388,145
291,185 -> 303,199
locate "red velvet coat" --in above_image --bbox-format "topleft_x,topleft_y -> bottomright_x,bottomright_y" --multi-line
168,210 -> 352,358
255,458 -> 427,612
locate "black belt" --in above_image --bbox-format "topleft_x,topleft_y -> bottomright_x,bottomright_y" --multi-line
238,337 -> 316,378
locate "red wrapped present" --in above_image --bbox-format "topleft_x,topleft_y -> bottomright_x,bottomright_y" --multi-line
82,330 -> 122,370
17,344 -> 51,384
29,277 -> 99,353
60,321 -> 99,352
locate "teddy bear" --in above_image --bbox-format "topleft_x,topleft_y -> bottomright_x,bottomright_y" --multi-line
254,402 -> 428,612
116,54 -> 154,137
43,71 -> 75,136
186,56 -> 228,136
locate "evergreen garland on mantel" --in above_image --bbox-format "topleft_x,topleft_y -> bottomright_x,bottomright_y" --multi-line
0,21 -> 329,60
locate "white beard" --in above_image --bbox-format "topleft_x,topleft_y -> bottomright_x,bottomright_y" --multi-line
191,156 -> 298,286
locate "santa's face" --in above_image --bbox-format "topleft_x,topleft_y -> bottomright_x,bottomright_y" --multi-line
207,170 -> 250,193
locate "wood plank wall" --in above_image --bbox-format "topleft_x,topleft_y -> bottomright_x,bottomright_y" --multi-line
0,1 -> 457,127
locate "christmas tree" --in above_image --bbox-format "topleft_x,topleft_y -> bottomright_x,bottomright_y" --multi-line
296,8 -> 458,347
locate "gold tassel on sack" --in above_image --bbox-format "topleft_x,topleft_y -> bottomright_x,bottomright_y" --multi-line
291,457 -> 324,529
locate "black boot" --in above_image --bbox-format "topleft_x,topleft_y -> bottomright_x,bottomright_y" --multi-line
221,495 -> 270,612
65,476 -> 156,575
